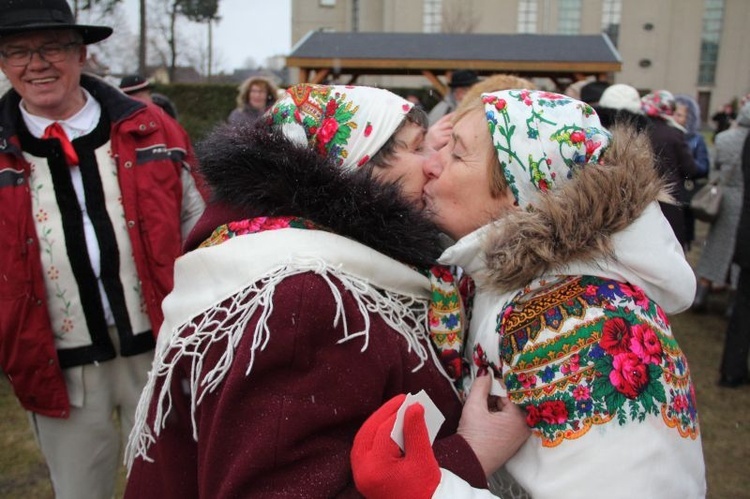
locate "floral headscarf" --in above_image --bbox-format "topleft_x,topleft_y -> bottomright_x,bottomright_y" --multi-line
641,90 -> 676,119
267,84 -> 413,171
482,89 -> 612,209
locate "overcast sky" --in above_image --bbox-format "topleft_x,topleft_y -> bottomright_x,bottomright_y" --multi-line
122,0 -> 292,72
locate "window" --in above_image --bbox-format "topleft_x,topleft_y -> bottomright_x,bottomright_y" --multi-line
424,0 -> 443,33
698,0 -> 725,85
601,0 -> 621,47
320,0 -> 336,6
557,0 -> 582,35
517,0 -> 538,33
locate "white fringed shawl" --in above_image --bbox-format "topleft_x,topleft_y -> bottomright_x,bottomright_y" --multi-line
125,229 -> 452,471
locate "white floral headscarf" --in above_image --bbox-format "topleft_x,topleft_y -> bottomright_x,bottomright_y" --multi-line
482,89 -> 612,209
267,84 -> 413,171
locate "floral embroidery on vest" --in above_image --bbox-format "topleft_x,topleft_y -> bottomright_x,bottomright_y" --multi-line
490,275 -> 699,447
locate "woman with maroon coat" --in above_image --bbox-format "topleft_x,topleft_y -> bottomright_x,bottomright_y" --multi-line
124,84 -> 528,498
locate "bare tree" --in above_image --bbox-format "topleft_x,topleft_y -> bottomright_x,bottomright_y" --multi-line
145,0 -> 204,81
72,0 -> 121,19
74,0 -> 137,74
139,0 -> 147,75
178,0 -> 220,80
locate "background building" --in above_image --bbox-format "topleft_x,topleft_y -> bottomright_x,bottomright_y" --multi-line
290,0 -> 750,123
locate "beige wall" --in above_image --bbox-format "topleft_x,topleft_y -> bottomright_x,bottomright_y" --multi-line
615,0 -> 703,95
712,0 -> 750,111
291,1 -> 348,44
290,0 -> 750,116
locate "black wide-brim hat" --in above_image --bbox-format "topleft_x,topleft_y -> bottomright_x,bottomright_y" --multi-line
120,74 -> 154,94
449,70 -> 480,88
0,0 -> 113,44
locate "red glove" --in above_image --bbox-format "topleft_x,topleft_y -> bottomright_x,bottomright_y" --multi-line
351,395 -> 441,499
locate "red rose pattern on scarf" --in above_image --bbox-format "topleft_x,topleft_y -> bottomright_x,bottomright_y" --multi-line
477,274 -> 699,447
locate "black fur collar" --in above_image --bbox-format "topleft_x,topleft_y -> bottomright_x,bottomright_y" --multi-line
195,123 -> 443,267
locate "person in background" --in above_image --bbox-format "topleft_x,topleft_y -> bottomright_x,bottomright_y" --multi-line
0,1 -> 205,498
352,89 -> 704,498
719,129 -> 750,387
119,73 -> 179,120
641,90 -> 701,249
428,69 -> 480,126
406,93 -> 424,108
594,83 -> 648,130
712,102 -> 736,143
150,92 -> 179,120
227,75 -> 278,126
457,74 -> 536,113
119,73 -> 154,102
124,84 -> 529,498
692,102 -> 750,314
578,79 -> 610,106
562,75 -> 593,100
674,95 -> 710,176
674,94 -> 710,251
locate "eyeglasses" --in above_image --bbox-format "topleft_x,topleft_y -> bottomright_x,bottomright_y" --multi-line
0,42 -> 81,67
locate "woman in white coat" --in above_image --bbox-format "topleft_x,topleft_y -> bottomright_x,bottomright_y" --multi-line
351,89 -> 706,499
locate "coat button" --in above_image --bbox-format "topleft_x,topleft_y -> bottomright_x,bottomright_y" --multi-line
139,124 -> 146,131
124,161 -> 133,168
127,220 -> 135,228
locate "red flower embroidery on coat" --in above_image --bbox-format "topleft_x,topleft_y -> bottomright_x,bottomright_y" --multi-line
600,317 -> 632,355
630,324 -> 663,365
610,352 -> 649,398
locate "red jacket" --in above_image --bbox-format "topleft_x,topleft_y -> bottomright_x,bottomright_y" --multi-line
0,75 -> 198,418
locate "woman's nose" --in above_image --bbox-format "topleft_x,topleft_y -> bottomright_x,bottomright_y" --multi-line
422,149 -> 443,178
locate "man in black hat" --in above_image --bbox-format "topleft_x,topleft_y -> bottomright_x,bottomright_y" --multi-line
0,1 -> 205,497
427,69 -> 480,126
119,74 -> 155,100
119,73 -> 179,119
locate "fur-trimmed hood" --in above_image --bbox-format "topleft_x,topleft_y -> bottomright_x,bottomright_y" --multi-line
482,125 -> 675,293
189,123 -> 443,268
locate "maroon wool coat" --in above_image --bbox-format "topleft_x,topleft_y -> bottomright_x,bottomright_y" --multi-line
125,270 -> 487,498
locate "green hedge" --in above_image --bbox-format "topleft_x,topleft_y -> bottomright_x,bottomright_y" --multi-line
153,83 -> 237,143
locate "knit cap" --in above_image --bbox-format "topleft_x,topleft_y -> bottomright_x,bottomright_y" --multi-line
599,83 -> 642,114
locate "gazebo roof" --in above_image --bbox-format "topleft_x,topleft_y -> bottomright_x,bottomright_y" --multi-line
286,31 -> 621,94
